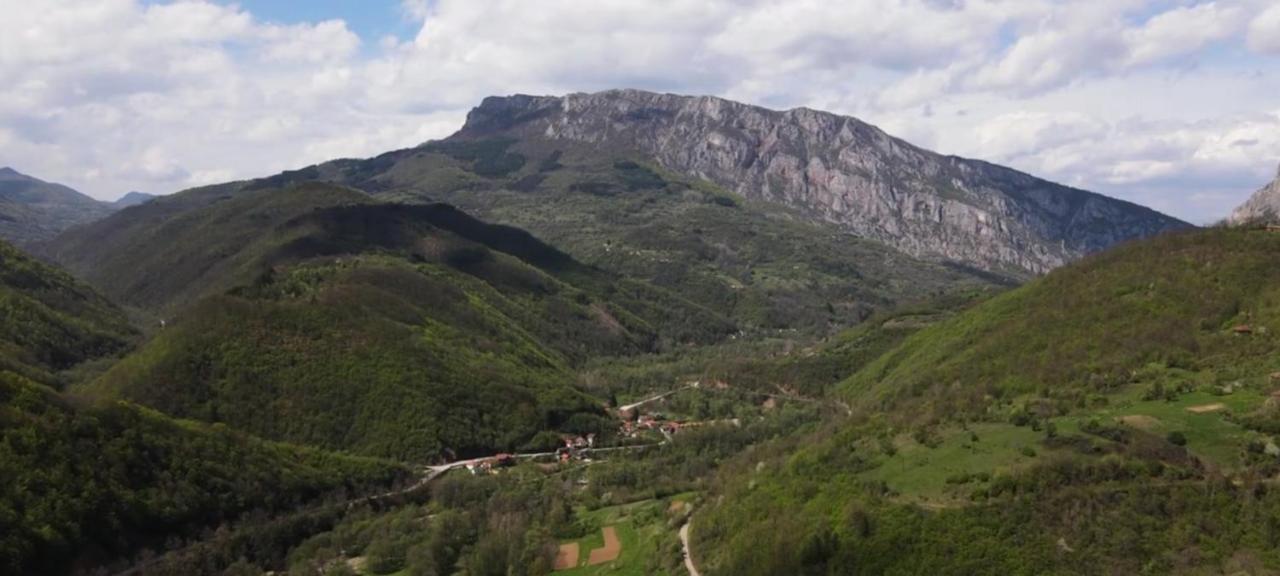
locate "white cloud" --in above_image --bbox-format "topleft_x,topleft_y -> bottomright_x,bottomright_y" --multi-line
1248,3 -> 1280,53
0,0 -> 1275,221
261,20 -> 361,64
1123,2 -> 1244,66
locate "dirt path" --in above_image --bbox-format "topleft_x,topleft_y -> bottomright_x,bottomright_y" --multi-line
554,542 -> 580,570
587,526 -> 622,565
1187,403 -> 1226,413
679,513 -> 700,576
619,384 -> 695,412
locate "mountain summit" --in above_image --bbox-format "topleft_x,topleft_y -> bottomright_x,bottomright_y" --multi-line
0,167 -> 115,246
455,89 -> 1189,274
1228,163 -> 1280,225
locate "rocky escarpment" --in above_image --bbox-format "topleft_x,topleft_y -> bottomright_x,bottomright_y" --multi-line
1228,164 -> 1280,225
455,89 -> 1189,275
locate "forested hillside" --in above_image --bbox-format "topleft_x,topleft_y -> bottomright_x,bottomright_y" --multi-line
0,239 -> 407,575
0,238 -> 135,385
0,372 -> 406,575
695,227 -> 1280,575
70,182 -> 736,460
842,227 -> 1280,426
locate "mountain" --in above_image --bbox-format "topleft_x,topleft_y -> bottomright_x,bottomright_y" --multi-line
0,239 -> 406,575
696,226 -> 1280,574
161,101 -> 1013,335
1229,163 -> 1280,225
0,167 -> 115,246
61,181 -> 735,459
113,190 -> 156,207
447,90 -> 1190,275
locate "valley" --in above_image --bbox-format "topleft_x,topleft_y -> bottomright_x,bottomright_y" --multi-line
2,89 -> 1277,576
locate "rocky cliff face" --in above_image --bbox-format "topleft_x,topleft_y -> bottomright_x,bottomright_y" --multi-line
1229,165 -> 1280,225
455,89 -> 1189,274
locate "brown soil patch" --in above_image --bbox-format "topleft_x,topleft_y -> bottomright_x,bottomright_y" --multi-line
590,303 -> 625,335
1119,415 -> 1160,430
554,542 -> 580,571
1187,403 -> 1226,414
587,526 -> 621,565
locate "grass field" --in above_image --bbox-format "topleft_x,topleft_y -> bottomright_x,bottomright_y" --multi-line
858,423 -> 1043,502
1055,386 -> 1268,468
854,383 -> 1273,504
555,497 -> 690,575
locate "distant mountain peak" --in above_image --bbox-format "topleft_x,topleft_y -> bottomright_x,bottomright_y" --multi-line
114,191 -> 156,207
457,89 -> 1189,275
0,166 -> 32,180
0,167 -> 114,246
1229,164 -> 1280,225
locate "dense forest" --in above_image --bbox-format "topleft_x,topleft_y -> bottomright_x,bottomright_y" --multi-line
0,238 -> 407,574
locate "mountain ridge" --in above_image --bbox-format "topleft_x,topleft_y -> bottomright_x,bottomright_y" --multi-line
453,89 -> 1190,274
0,167 -> 117,246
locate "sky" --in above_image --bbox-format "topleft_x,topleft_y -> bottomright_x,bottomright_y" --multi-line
1,1 -> 1278,223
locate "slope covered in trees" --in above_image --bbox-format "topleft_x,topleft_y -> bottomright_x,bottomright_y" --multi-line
0,372 -> 406,575
0,238 -> 134,385
841,227 -> 1280,426
71,183 -> 734,460
694,227 -> 1280,575
0,240 -> 407,575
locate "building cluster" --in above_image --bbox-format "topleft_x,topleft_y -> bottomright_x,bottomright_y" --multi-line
556,433 -> 596,463
618,411 -> 688,439
464,453 -> 516,475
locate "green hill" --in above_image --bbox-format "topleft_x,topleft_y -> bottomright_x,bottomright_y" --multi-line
44,181 -> 360,314
841,227 -> 1280,426
695,228 -> 1280,575
0,240 -> 406,574
69,182 -> 734,459
0,238 -> 135,384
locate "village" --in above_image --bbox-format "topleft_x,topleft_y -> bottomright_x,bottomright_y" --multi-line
455,381 -> 739,476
